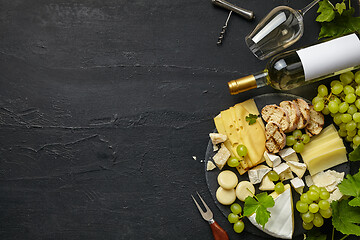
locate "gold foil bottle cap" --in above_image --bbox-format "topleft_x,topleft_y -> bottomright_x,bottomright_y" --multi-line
228,75 -> 257,95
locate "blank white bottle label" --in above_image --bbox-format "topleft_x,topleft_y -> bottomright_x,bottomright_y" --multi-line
296,34 -> 360,81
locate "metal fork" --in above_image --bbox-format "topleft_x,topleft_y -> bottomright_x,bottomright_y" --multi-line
191,192 -> 229,240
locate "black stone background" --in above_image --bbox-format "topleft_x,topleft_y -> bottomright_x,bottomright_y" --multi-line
0,0 -> 359,239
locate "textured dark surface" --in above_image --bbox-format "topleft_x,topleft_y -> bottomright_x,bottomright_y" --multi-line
0,0 -> 359,239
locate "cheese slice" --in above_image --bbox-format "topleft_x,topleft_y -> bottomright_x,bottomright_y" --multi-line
305,147 -> 347,175
248,187 -> 294,239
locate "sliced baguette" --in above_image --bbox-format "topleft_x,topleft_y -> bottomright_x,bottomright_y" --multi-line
280,100 -> 300,132
265,121 -> 286,153
261,105 -> 290,132
293,99 -> 310,129
305,105 -> 325,137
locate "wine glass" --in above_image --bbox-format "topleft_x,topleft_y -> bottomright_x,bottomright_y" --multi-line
245,0 -> 321,60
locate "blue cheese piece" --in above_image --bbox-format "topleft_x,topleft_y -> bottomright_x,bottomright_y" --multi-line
264,152 -> 281,168
287,161 -> 307,178
279,147 -> 299,162
213,143 -> 231,170
248,165 -> 271,184
290,177 -> 305,195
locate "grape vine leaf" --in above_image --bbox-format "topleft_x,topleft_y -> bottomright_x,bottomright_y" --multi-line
338,169 -> 360,207
331,199 -> 360,236
335,2 -> 346,15
349,145 -> 360,162
316,0 -> 335,22
243,192 -> 275,228
245,114 -> 258,125
305,229 -> 327,240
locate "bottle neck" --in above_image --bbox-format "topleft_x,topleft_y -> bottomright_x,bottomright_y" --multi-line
228,70 -> 268,95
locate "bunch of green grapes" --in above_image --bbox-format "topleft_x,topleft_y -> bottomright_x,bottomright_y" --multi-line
295,185 -> 332,230
228,203 -> 245,233
312,70 -> 360,148
227,144 -> 248,167
286,129 -> 311,153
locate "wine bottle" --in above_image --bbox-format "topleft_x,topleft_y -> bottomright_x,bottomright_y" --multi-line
228,33 -> 360,95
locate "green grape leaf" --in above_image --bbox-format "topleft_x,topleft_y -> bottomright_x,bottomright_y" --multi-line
245,113 -> 258,125
349,145 -> 360,161
338,169 -> 360,206
331,199 -> 360,236
305,228 -> 327,240
335,2 -> 346,15
243,192 -> 275,228
318,7 -> 360,39
316,0 -> 335,22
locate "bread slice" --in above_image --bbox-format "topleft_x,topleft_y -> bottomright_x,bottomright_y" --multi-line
305,105 -> 325,137
280,101 -> 300,132
261,105 -> 290,132
293,99 -> 310,129
265,122 -> 286,153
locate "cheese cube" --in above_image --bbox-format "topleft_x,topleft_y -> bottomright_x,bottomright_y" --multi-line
305,175 -> 314,187
279,170 -> 294,181
287,161 -> 307,178
264,152 -> 281,168
279,148 -> 299,162
290,177 -> 305,195
329,187 -> 344,202
248,165 -> 271,184
259,175 -> 275,191
213,144 -> 231,170
209,133 -> 227,145
206,161 -> 216,171
273,163 -> 290,176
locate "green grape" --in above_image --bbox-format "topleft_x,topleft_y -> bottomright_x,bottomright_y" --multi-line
339,123 -> 347,131
353,135 -> 360,146
318,200 -> 330,210
333,113 -> 343,125
344,85 -> 355,95
348,104 -> 358,115
293,142 -> 305,153
330,80 -> 341,87
328,100 -> 339,113
293,129 -> 302,139
236,144 -> 248,157
228,213 -> 239,223
333,97 -> 342,105
308,190 -> 320,201
345,93 -> 356,104
313,213 -> 324,227
322,105 -> 330,115
312,95 -> 324,105
341,113 -> 352,123
355,99 -> 360,109
313,101 -> 324,111
302,211 -> 314,223
309,203 -> 319,213
268,171 -> 279,182
340,71 -> 354,85
300,193 -> 313,205
230,203 -> 242,215
338,129 -> 347,137
356,86 -> 360,96
275,182 -> 285,194
348,129 -> 357,137
331,83 -> 343,95
319,208 -> 332,218
301,134 -> 311,144
309,185 -> 320,193
286,135 -> 296,146
319,190 -> 330,200
358,124 -> 360,130
338,102 -> 349,113
227,157 -> 240,167
346,135 -> 354,142
355,71 -> 360,84
353,112 -> 360,122
319,187 -> 327,192
318,85 -> 328,97
302,221 -> 314,230
346,121 -> 357,132
296,201 -> 309,213
233,220 -> 245,233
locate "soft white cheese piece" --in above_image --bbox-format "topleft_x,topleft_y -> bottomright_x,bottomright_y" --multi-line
264,152 -> 282,168
213,143 -> 231,170
279,170 -> 294,181
259,175 -> 275,191
279,147 -> 299,162
305,175 -> 314,187
248,188 -> 294,239
329,187 -> 344,202
209,133 -> 227,145
273,163 -> 290,176
287,161 -> 307,178
206,161 -> 216,171
312,171 -> 337,188
248,165 -> 271,184
290,177 -> 305,195
213,144 -> 219,152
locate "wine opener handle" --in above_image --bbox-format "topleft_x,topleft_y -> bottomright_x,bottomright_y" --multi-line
212,0 -> 254,20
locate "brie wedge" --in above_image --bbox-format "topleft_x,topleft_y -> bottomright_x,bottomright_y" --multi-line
248,188 -> 294,239
264,152 -> 281,168
248,165 -> 271,184
290,177 -> 305,195
279,147 -> 299,162
287,161 -> 307,178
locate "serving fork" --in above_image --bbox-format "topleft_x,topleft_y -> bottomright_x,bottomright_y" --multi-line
191,192 -> 229,240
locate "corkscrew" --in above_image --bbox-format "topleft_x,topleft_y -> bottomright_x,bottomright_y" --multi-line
212,0 -> 254,45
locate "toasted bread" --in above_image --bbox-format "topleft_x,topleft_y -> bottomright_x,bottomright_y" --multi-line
293,99 -> 310,129
280,101 -> 300,132
261,105 -> 290,132
305,105 -> 324,137
265,121 -> 286,153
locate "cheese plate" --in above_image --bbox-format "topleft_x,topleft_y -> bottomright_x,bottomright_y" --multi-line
204,93 -> 351,239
